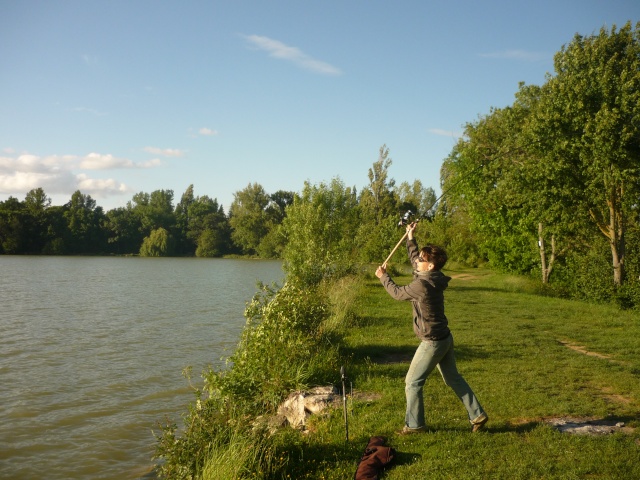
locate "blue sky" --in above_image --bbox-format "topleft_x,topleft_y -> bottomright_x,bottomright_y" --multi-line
1,1 -> 639,212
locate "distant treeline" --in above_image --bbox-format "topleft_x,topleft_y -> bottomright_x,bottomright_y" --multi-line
0,146 -> 436,262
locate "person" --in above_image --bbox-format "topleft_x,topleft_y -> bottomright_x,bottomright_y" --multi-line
375,222 -> 488,434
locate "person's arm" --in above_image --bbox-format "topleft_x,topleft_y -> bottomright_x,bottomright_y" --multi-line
376,265 -> 420,301
405,222 -> 420,267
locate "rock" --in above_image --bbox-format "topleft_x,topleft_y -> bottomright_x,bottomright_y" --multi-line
276,386 -> 340,429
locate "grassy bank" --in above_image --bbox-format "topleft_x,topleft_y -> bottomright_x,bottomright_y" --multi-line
273,265 -> 640,479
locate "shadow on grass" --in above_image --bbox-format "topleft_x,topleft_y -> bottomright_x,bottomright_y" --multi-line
345,342 -> 491,365
389,449 -> 422,468
280,434 -> 417,479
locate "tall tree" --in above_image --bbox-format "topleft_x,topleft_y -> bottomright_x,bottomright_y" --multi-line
23,188 -> 52,253
0,196 -> 26,254
64,190 -> 106,254
174,185 -> 196,254
187,195 -> 230,257
105,206 -> 144,254
359,145 -> 397,224
282,178 -> 359,286
228,183 -> 271,255
131,189 -> 175,237
530,22 -> 640,286
357,146 -> 401,263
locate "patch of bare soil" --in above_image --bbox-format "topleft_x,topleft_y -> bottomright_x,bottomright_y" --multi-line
558,339 -> 632,369
544,416 -> 634,436
595,385 -> 634,405
450,274 -> 481,280
558,340 -> 613,360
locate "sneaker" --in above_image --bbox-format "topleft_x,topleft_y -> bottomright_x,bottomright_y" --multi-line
398,425 -> 428,435
471,413 -> 488,432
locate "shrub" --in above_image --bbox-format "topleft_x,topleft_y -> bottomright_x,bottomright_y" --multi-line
154,281 -> 344,478
204,282 -> 340,413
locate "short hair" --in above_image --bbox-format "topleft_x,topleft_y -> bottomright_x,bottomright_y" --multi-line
420,244 -> 448,270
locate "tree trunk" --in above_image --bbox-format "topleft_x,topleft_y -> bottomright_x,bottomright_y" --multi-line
538,222 -> 556,284
590,182 -> 625,287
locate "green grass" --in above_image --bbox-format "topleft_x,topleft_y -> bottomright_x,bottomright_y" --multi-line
270,265 -> 640,479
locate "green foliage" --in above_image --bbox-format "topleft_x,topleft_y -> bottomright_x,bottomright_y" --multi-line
154,281 -> 345,478
228,183 -> 271,255
140,227 -> 175,257
132,189 -> 176,236
441,22 -> 640,296
197,426 -> 279,480
195,229 -> 224,257
282,178 -> 360,287
64,190 -> 107,253
205,282 -> 339,412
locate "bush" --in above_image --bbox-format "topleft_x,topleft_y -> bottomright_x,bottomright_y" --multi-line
153,281 -> 344,478
204,282 -> 340,412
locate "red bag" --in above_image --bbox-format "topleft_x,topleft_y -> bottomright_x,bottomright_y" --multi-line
353,436 -> 395,480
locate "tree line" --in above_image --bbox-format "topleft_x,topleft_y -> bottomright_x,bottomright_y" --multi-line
438,22 -> 640,306
0,146 -> 436,263
2,22 -> 639,307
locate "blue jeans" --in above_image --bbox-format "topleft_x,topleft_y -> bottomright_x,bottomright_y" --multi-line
405,334 -> 485,429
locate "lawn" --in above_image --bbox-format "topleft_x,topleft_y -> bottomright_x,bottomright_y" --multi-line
278,265 -> 640,479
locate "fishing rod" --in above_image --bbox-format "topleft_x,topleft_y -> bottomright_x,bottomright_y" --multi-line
381,142 -> 530,268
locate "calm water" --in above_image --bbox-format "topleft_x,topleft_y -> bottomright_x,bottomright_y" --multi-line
0,256 -> 283,480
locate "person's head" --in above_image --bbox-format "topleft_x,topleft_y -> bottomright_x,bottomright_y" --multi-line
417,245 -> 448,271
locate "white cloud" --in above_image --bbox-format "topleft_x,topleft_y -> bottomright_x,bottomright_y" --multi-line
479,50 -> 548,62
199,127 -> 219,136
143,146 -> 186,157
76,174 -> 128,195
243,34 -> 342,76
79,153 -> 134,170
140,158 -> 163,168
0,170 -> 68,193
0,151 -> 157,198
428,128 -> 463,138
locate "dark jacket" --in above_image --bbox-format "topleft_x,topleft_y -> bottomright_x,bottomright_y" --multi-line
379,238 -> 451,341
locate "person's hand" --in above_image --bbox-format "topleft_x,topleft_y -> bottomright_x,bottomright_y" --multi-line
375,265 -> 386,278
406,222 -> 417,240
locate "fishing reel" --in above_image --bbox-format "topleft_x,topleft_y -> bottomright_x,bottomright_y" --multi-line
397,210 -> 415,227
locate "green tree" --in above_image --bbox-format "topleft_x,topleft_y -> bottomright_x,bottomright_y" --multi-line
282,178 -> 359,286
356,146 -> 401,263
529,22 -> 640,286
188,195 -> 230,257
395,180 -> 437,218
257,190 -> 294,258
23,188 -> 52,254
358,145 -> 397,224
131,189 -> 175,237
140,227 -> 174,257
228,183 -> 271,255
105,205 -> 144,254
0,196 -> 26,254
174,184 -> 196,255
64,190 -> 106,254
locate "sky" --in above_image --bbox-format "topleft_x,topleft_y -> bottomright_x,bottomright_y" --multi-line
1,1 -> 639,213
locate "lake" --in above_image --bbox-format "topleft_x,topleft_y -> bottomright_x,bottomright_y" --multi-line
0,256 -> 284,480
